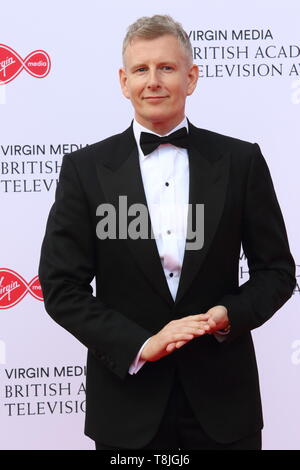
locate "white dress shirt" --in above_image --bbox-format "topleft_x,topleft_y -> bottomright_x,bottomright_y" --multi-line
128,117 -> 227,375
129,117 -> 189,374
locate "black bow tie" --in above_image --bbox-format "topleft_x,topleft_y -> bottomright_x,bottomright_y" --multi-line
140,127 -> 189,156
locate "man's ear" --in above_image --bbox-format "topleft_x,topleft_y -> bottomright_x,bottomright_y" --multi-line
187,64 -> 199,96
119,68 -> 130,99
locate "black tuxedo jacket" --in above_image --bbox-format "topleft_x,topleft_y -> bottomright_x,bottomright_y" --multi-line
38,122 -> 295,448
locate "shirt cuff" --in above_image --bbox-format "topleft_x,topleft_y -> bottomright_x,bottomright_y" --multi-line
128,337 -> 152,375
213,328 -> 230,343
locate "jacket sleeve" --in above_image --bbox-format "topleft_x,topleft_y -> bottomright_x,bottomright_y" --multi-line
219,143 -> 296,342
38,153 -> 151,380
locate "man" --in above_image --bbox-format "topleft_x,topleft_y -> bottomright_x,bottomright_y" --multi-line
38,15 -> 295,450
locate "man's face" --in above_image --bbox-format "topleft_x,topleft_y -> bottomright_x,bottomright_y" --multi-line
119,34 -> 198,133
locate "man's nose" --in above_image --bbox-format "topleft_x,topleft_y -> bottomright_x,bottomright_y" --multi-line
146,69 -> 161,89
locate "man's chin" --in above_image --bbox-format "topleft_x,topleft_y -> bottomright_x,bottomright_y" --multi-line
142,112 -> 174,125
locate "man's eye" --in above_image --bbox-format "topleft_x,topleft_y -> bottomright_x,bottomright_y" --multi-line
161,66 -> 173,71
136,67 -> 147,72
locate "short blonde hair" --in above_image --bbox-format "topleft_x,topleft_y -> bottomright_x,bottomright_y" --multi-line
122,14 -> 193,65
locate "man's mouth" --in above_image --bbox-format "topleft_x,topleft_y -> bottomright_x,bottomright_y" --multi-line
143,96 -> 168,101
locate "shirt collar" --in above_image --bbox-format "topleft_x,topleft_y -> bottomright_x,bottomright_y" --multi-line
133,117 -> 188,159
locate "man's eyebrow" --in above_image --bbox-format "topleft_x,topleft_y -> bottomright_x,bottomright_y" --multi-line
158,61 -> 178,67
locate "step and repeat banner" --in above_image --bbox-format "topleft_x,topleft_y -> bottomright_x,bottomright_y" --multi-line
1,0 -> 299,450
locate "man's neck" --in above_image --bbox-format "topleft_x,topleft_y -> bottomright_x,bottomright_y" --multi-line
134,116 -> 186,136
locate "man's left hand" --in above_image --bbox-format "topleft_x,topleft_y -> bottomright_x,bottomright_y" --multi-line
165,305 -> 230,352
203,305 -> 230,334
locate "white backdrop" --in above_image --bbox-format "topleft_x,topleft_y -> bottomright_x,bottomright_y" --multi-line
0,0 -> 299,450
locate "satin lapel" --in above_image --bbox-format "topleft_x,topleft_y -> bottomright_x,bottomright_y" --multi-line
174,141 -> 231,306
95,127 -> 174,307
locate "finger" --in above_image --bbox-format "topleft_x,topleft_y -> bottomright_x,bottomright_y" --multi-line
191,313 -> 211,321
164,334 -> 194,346
178,313 -> 210,322
166,337 -> 192,352
168,319 -> 211,331
165,331 -> 196,351
166,343 -> 176,352
185,324 -> 210,334
172,324 -> 209,335
167,320 -> 211,337
201,323 -> 212,331
207,318 -> 217,329
172,329 -> 206,339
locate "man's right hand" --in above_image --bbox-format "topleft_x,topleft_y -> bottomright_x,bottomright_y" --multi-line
140,314 -> 213,362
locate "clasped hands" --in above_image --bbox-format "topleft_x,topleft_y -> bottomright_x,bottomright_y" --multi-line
141,305 -> 229,362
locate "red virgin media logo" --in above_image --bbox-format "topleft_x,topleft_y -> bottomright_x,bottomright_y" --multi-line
0,268 -> 43,309
0,44 -> 51,84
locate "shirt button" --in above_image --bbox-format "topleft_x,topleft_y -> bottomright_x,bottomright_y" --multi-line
167,230 -> 171,235
165,182 -> 169,187
169,273 -> 173,278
